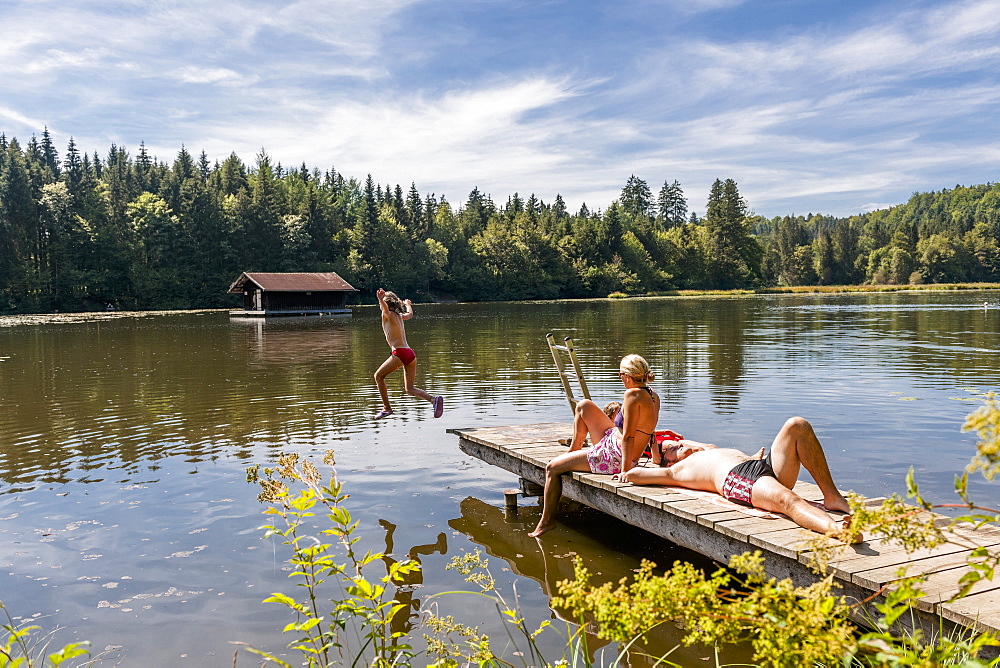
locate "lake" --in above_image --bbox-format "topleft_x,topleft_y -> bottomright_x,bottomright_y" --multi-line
1,291 -> 999,665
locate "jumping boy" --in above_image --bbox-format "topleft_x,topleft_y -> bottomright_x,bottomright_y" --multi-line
373,288 -> 444,420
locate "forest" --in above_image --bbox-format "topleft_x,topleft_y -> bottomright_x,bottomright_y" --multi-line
1,128 -> 999,313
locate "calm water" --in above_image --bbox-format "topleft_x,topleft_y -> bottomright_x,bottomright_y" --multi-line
1,292 -> 999,665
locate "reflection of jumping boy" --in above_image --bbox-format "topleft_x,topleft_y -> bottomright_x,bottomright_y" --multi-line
373,288 -> 444,420
379,519 -> 448,637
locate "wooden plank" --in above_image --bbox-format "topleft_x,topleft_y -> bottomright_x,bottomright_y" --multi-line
514,445 -> 568,465
915,564 -> 1000,614
939,588 -> 1000,635
751,527 -> 840,560
617,485 -> 682,505
851,541 -> 1000,590
644,490 -> 690,508
451,423 -> 570,446
696,510 -> 749,528
791,480 -> 823,500
665,498 -> 757,524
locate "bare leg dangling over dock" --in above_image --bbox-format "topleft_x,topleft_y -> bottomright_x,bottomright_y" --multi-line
529,399 -> 609,537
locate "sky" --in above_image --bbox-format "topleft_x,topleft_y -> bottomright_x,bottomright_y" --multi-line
1,0 -> 999,219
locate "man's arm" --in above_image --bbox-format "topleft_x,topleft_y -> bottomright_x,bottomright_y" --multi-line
619,465 -> 679,485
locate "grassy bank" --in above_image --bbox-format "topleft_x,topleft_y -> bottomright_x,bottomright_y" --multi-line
628,283 -> 1000,299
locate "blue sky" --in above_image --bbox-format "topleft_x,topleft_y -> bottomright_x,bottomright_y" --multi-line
1,0 -> 998,218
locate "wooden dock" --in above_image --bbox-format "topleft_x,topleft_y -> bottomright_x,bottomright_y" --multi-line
451,422 -> 1000,647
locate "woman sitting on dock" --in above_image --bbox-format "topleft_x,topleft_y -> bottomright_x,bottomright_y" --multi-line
529,354 -> 660,538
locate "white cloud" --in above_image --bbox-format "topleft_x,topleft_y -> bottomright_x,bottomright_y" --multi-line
1,0 -> 998,217
0,106 -> 45,129
173,66 -> 257,86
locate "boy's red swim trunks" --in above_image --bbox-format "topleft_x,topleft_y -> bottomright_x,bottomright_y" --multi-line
392,347 -> 417,365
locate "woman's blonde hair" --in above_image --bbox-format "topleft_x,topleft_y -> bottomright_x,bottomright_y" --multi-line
619,354 -> 654,383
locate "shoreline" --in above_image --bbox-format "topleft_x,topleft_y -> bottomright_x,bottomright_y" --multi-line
2,283 -> 999,321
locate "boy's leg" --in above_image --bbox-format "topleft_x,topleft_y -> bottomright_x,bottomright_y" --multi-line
768,417 -> 850,513
374,355 -> 404,412
401,360 -> 435,403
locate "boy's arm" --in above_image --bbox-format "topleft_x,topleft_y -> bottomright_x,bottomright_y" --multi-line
400,298 -> 414,321
376,288 -> 390,315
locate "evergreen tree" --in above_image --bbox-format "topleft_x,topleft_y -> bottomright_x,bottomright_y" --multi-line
620,175 -> 652,220
405,183 -> 424,240
0,141 -> 37,308
39,127 -> 59,179
657,180 -> 687,228
704,179 -> 761,289
61,137 -> 84,207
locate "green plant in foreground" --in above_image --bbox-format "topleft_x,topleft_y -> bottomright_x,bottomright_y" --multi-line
243,451 -> 418,667
0,601 -> 90,667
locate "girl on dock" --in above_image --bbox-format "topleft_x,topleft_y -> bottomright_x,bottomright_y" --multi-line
373,288 -> 444,420
530,354 -> 660,537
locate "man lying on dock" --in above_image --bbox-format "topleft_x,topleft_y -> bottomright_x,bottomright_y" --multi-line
620,417 -> 862,542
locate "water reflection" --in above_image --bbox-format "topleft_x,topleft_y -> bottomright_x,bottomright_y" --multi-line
238,316 -> 354,366
1,293 -> 999,662
378,519 -> 448,638
448,496 -> 752,666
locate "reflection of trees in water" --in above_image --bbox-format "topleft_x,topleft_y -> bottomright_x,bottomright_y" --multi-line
703,299 -> 754,414
378,519 -> 447,638
448,496 -> 746,667
2,296 -> 998,493
0,314 -> 375,492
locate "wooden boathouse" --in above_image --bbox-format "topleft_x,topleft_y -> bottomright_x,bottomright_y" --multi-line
228,272 -> 357,317
450,422 -> 1000,650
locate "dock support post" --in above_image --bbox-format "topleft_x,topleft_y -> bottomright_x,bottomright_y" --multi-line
519,478 -> 543,497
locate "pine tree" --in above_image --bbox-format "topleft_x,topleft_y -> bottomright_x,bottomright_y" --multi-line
0,141 -> 38,307
704,178 -> 761,289
40,127 -> 59,179
657,180 -> 687,228
405,183 -> 424,240
620,175 -> 652,220
62,137 -> 83,206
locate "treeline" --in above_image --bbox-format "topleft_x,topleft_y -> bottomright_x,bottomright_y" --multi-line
1,129 -> 999,313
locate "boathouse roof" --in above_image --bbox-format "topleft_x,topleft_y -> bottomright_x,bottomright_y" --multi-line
227,272 -> 358,294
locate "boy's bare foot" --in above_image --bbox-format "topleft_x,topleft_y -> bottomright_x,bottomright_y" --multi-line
374,409 -> 393,420
529,521 -> 556,538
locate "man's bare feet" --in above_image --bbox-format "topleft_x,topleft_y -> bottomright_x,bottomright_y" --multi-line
838,515 -> 863,544
529,521 -> 556,538
822,493 -> 851,514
